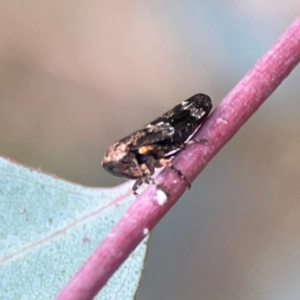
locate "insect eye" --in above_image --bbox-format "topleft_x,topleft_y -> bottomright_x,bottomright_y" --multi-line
121,156 -> 132,164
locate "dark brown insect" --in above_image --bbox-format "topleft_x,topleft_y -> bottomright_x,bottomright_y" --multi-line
102,93 -> 212,195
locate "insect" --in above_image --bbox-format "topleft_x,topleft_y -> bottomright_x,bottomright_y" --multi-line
102,93 -> 212,195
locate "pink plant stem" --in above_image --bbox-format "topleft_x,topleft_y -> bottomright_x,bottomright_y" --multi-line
56,16 -> 300,300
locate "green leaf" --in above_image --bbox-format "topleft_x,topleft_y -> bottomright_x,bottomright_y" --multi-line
0,157 -> 148,300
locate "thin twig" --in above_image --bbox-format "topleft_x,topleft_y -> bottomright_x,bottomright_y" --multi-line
56,16 -> 300,300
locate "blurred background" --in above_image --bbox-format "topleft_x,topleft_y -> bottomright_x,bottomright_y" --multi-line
1,1 -> 300,299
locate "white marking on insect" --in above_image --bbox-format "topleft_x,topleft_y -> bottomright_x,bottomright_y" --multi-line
155,121 -> 166,127
164,126 -> 175,135
191,108 -> 206,119
182,101 -> 194,109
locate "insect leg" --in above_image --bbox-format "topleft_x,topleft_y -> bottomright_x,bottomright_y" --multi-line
132,178 -> 143,196
140,144 -> 191,188
132,158 -> 156,195
158,158 -> 191,189
143,174 -> 155,185
132,175 -> 155,196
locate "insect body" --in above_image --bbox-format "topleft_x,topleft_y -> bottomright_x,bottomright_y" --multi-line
102,93 -> 212,195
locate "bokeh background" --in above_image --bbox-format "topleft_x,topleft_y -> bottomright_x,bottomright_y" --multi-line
1,1 -> 300,299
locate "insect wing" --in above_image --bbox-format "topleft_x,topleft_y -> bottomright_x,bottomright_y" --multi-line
121,94 -> 212,151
